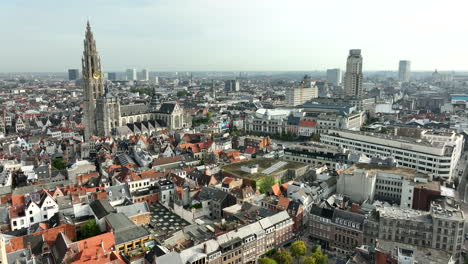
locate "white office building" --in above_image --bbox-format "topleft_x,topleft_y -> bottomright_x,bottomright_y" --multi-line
286,83 -> 318,107
322,129 -> 463,181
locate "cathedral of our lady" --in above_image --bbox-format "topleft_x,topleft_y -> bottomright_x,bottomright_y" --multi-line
81,22 -> 189,140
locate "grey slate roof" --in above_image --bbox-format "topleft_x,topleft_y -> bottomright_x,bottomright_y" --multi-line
104,213 -> 135,231
120,103 -> 149,116
332,208 -> 365,230
89,199 -> 116,219
6,249 -> 33,264
114,225 -> 150,246
105,184 -> 131,203
158,103 -> 176,114
0,206 -> 9,225
23,234 -> 44,255
199,187 -> 228,202
115,202 -> 149,218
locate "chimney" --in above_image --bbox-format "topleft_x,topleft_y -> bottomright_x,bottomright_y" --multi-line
203,243 -> 207,254
100,240 -> 104,250
84,241 -> 88,249
96,249 -> 100,260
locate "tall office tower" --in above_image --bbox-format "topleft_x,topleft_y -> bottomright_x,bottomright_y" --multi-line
344,49 -> 364,97
108,72 -> 117,81
286,76 -> 318,106
82,22 -> 105,140
154,76 -> 159,85
68,69 -> 80,80
126,69 -> 137,81
224,80 -> 240,92
326,68 -> 341,86
398,60 -> 411,82
141,69 -> 149,81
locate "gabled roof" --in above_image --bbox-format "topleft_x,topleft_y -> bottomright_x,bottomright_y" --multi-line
115,202 -> 150,218
104,213 -> 135,231
271,184 -> 282,196
158,103 -> 177,114
89,199 -> 115,219
105,184 -> 131,203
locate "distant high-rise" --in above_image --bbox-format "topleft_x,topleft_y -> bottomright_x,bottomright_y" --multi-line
398,60 -> 411,82
344,49 -> 363,97
108,72 -> 117,81
141,69 -> 149,81
326,68 -> 341,86
68,69 -> 79,81
225,80 -> 240,92
126,69 -> 137,81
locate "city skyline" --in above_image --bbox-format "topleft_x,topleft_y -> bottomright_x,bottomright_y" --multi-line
1,0 -> 467,72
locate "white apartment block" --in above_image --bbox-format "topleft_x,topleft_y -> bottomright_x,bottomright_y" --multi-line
286,85 -> 318,107
302,111 -> 365,134
322,129 -> 463,181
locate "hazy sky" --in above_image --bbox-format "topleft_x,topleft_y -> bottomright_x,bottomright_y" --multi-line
1,0 -> 467,72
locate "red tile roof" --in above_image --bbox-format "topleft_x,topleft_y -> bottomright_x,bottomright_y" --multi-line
6,224 -> 76,253
244,147 -> 256,154
152,156 -> 183,166
299,120 -> 317,127
72,232 -> 123,264
271,184 -> 282,196
277,196 -> 290,209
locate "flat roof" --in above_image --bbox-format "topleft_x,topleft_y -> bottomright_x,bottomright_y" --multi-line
377,239 -> 453,264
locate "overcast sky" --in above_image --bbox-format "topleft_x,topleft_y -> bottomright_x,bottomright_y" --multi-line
1,0 -> 467,72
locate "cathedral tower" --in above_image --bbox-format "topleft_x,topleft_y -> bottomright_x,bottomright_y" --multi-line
82,21 -> 104,140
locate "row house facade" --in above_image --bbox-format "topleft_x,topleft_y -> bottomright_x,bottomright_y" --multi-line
157,211 -> 294,264
10,191 -> 59,230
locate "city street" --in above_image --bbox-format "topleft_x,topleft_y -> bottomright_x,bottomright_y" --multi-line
456,152 -> 468,202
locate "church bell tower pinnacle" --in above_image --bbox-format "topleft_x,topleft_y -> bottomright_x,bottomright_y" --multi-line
82,21 -> 105,140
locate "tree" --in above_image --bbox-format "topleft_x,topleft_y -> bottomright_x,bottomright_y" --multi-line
258,257 -> 277,264
302,256 -> 317,264
265,249 -> 277,257
311,133 -> 321,142
177,90 -> 189,97
272,249 -> 292,264
290,240 -> 307,263
259,175 -> 276,194
52,157 -> 67,171
310,248 -> 327,264
79,219 -> 100,240
206,112 -> 212,119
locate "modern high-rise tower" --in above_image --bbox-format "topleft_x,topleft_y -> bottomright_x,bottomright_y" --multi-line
224,80 -> 240,92
82,21 -> 105,140
344,49 -> 363,97
68,69 -> 80,81
141,69 -> 149,81
108,72 -> 117,81
326,68 -> 342,86
126,69 -> 137,81
398,60 -> 411,82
